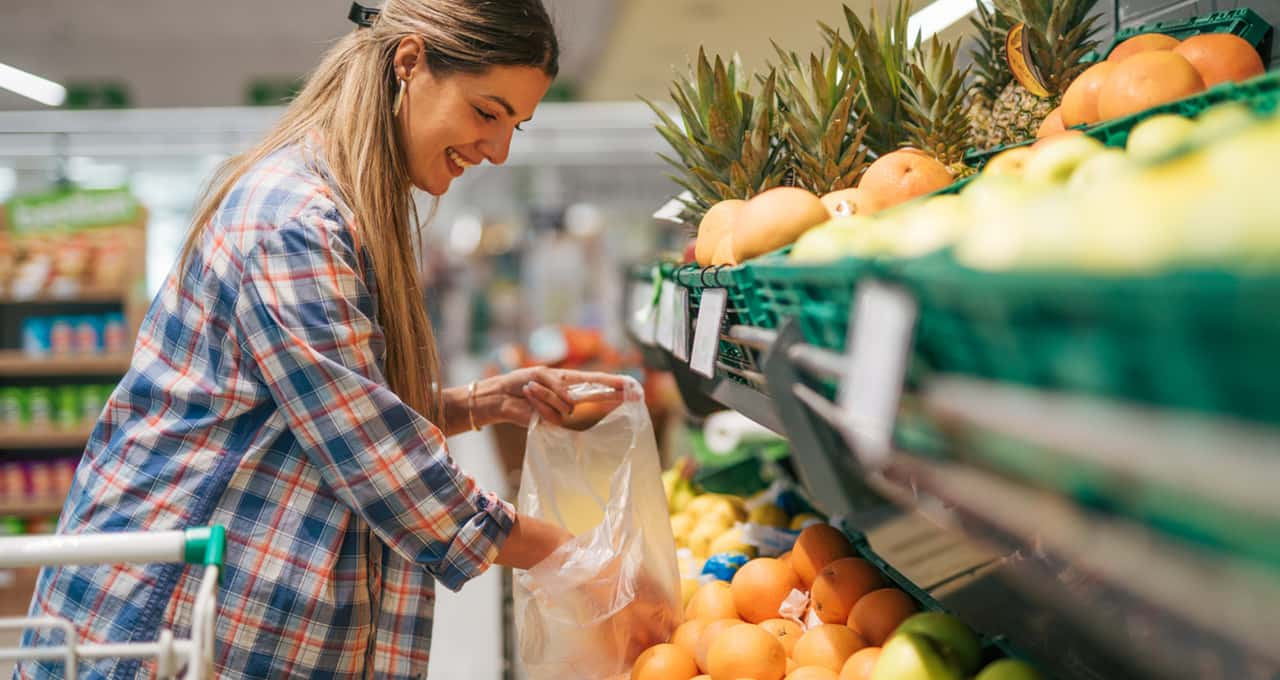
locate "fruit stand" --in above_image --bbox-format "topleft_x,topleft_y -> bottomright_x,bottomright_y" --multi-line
623,3 -> 1280,679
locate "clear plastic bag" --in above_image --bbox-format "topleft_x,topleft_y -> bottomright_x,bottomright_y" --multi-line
513,379 -> 681,680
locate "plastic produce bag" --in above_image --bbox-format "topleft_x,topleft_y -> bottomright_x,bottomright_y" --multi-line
513,379 -> 681,680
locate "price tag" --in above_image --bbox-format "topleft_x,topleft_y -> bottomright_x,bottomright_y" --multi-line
690,288 -> 728,378
838,281 -> 918,468
630,281 -> 658,345
656,280 -> 677,351
672,287 -> 691,361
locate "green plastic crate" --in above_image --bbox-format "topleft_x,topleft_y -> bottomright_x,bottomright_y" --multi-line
896,253 -> 1280,427
963,8 -> 1275,169
689,430 -> 789,497
673,263 -> 772,390
748,253 -> 879,353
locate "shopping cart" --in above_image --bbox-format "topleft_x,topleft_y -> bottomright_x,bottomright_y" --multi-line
0,526 -> 225,679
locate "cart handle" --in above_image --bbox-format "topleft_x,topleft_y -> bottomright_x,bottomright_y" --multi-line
0,526 -> 226,573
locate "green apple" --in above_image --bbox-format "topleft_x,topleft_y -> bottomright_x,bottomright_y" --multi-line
1066,148 -> 1133,193
1190,101 -> 1258,146
790,216 -> 878,262
1125,113 -> 1195,162
889,195 -> 970,257
974,659 -> 1043,680
1022,135 -> 1105,185
893,613 -> 983,674
871,632 -> 964,680
982,146 -> 1034,178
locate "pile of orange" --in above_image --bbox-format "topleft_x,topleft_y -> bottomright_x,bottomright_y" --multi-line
631,524 -> 922,680
1045,32 -> 1264,137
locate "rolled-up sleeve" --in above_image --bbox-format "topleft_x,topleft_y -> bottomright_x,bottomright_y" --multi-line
235,208 -> 512,591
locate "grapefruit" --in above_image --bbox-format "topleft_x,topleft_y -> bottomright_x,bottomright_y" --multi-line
1060,61 -> 1116,126
712,233 -> 738,267
857,150 -> 953,211
1174,33 -> 1265,87
1107,33 -> 1179,62
687,581 -> 740,621
697,200 -> 745,266
733,187 -> 829,262
847,588 -> 919,646
821,187 -> 882,218
731,558 -> 800,624
791,525 -> 855,589
707,623 -> 788,680
787,667 -> 840,680
759,618 -> 804,657
811,558 -> 886,624
793,624 -> 867,672
632,643 -> 700,680
1097,50 -> 1205,121
696,620 -> 749,673
1035,108 -> 1065,138
839,647 -> 882,680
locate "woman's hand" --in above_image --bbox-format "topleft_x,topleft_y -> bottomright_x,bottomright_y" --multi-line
444,367 -> 629,433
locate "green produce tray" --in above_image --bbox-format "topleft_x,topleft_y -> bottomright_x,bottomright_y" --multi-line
748,253 -> 879,353
673,263 -> 772,391
896,253 -> 1280,427
844,527 -> 1029,668
689,430 -> 789,497
963,8 -> 1275,169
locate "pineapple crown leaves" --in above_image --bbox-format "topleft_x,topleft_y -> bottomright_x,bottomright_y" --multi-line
968,0 -> 1016,101
992,0 -> 1104,94
824,1 -> 915,156
771,41 -> 869,193
640,48 -> 787,221
902,35 -> 974,165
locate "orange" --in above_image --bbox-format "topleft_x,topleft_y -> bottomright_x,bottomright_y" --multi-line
792,624 -> 866,672
707,623 -> 788,680
711,233 -> 738,266
673,619 -> 715,660
779,551 -> 792,566
1174,33 -> 1265,88
696,200 -> 745,267
787,658 -> 799,675
838,647 -> 882,680
791,525 -> 855,589
811,558 -> 885,624
1030,129 -> 1084,152
731,558 -> 800,624
632,643 -> 700,680
1060,61 -> 1116,127
758,618 -> 804,657
857,150 -> 953,211
696,620 -> 748,673
820,187 -> 882,218
687,581 -> 740,621
847,588 -> 918,646
1097,50 -> 1205,121
1107,33 -> 1180,62
787,667 -> 840,680
1035,107 -> 1065,138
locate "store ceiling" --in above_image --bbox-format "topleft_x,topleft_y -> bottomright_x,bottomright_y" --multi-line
0,0 -> 975,110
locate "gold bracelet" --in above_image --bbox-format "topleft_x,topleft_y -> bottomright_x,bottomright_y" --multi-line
467,380 -> 479,431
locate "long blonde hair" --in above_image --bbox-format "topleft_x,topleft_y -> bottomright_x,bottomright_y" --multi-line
178,0 -> 559,423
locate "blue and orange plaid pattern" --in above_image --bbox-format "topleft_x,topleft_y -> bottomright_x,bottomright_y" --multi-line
19,143 -> 513,680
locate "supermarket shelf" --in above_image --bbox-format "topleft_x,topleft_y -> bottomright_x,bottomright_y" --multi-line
0,286 -> 129,305
0,496 -> 65,518
0,351 -> 130,377
0,426 -> 93,450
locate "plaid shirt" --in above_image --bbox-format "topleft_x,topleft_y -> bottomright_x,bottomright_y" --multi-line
20,143 -> 514,680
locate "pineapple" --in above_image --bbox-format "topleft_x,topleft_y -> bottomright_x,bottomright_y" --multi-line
772,42 -> 870,194
642,49 -> 788,225
967,1 -> 1017,149
987,0 -> 1104,146
901,35 -> 974,170
826,2 -> 914,156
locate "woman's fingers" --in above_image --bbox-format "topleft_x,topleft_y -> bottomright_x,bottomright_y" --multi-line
523,383 -> 567,424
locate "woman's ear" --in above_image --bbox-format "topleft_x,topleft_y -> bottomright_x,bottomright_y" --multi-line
393,35 -> 428,80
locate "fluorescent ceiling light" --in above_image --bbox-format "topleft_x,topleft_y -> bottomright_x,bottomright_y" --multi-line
907,0 -> 986,43
0,62 -> 66,107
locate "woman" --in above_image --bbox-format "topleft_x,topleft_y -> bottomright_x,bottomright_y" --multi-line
21,2 -> 630,678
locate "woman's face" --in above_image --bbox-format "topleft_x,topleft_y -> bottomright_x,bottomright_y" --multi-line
394,38 -> 552,195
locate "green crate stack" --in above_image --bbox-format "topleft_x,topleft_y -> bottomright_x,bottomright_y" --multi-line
673,263 -> 771,391
747,252 -> 879,354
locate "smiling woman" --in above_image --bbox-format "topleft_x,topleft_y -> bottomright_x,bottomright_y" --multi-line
16,2 -> 641,680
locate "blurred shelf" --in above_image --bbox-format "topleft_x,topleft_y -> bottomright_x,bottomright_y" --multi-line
0,426 -> 93,450
0,286 -> 129,305
0,496 -> 64,518
0,351 -> 130,377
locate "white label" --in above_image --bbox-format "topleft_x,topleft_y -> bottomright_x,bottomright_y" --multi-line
652,190 -> 693,223
690,288 -> 728,378
631,281 -> 658,345
673,287 -> 691,361
838,281 -> 918,468
656,281 -> 677,350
